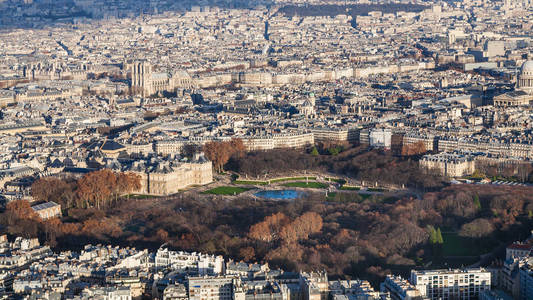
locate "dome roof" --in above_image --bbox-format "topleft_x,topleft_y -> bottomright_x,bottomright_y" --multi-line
521,61 -> 533,74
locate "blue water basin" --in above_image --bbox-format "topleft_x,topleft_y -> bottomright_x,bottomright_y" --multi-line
254,189 -> 305,200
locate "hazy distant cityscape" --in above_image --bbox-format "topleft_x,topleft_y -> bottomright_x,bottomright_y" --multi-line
1,0 -> 533,299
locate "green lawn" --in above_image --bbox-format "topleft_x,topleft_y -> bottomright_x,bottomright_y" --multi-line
281,181 -> 328,189
441,232 -> 493,257
327,192 -> 366,203
326,192 -> 337,201
432,256 -> 480,269
359,193 -> 372,200
325,177 -> 347,184
234,180 -> 269,185
203,186 -> 251,195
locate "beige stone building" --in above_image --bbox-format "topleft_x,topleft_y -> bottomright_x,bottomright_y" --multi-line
403,133 -> 436,152
311,127 -> 360,145
240,132 -> 314,151
437,137 -> 533,160
0,90 -> 15,107
31,201 -> 61,220
15,87 -> 83,102
130,61 -> 193,97
0,122 -> 47,135
420,152 -> 475,177
155,140 -> 187,155
188,276 -> 237,300
134,159 -> 213,196
494,61 -> 533,106
300,272 -> 329,300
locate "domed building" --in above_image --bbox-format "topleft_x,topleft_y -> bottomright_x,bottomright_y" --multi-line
517,61 -> 533,94
494,61 -> 533,106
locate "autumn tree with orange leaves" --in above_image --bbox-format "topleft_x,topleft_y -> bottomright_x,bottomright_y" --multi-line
248,212 -> 289,242
203,138 -> 246,172
3,200 -> 40,238
76,169 -> 142,209
239,246 -> 256,262
280,212 -> 323,244
32,177 -> 76,208
249,212 -> 323,245
401,141 -> 427,156
116,172 -> 142,201
76,169 -> 117,209
5,200 -> 39,221
32,171 -> 141,210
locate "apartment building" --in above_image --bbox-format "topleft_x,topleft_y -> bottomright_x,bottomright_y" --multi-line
410,268 -> 491,300
155,140 -> 188,155
311,128 -> 360,145
368,129 -> 392,150
240,132 -> 314,151
519,264 -> 533,300
437,138 -> 533,160
188,276 -> 237,300
402,133 -> 436,152
420,152 -> 476,177
155,248 -> 224,275
299,272 -> 328,300
380,275 -> 426,300
233,280 -> 289,300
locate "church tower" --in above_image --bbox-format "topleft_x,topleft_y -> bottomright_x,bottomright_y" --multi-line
131,61 -> 152,96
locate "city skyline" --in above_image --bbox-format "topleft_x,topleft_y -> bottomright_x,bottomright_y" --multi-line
1,0 -> 533,299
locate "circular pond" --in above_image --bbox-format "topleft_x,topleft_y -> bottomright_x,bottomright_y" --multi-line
254,189 -> 305,200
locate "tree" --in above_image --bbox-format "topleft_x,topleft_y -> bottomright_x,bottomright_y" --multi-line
401,141 -> 426,156
204,139 -> 247,172
156,229 -> 169,241
311,147 -> 319,156
31,177 -> 60,202
5,200 -> 38,221
459,219 -> 495,238
239,246 -> 256,262
31,177 -> 76,208
249,221 -> 273,242
76,169 -> 117,209
204,141 -> 232,172
280,212 -> 323,244
436,227 -> 444,244
248,212 -> 289,242
473,195 -> 481,210
328,147 -> 340,156
292,212 -> 323,240
230,138 -> 246,159
517,163 -> 533,183
116,172 -> 142,200
248,212 -> 323,245
427,226 -> 438,244
280,223 -> 298,245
